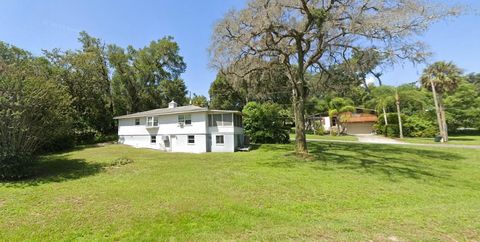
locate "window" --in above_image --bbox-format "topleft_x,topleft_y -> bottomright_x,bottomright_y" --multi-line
135,118 -> 140,125
209,114 -> 235,127
214,114 -> 223,126
150,135 -> 156,144
188,135 -> 195,144
216,135 -> 224,145
178,114 -> 191,125
208,114 -> 215,127
236,134 -> 243,147
234,114 -> 243,127
223,114 -> 232,126
147,116 -> 158,127
208,114 -> 223,127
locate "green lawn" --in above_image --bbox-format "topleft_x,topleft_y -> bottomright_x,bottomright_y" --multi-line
1,143 -> 479,241
401,135 -> 480,146
290,133 -> 358,141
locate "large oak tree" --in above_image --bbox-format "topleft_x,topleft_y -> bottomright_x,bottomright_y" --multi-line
210,0 -> 459,154
108,37 -> 187,115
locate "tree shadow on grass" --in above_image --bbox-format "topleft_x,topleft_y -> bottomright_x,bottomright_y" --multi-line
1,154 -> 105,188
258,142 -> 464,182
449,138 -> 477,142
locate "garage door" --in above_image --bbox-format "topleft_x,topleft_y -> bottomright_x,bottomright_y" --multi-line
344,122 -> 374,135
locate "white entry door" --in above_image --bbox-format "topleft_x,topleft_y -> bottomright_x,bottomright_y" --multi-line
169,135 -> 176,151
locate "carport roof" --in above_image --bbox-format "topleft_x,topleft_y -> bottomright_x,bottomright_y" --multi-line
346,114 -> 378,123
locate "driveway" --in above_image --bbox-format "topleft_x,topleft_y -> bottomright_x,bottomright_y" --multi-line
355,134 -> 407,144
303,134 -> 480,149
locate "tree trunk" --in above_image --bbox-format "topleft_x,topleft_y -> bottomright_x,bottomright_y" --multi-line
439,96 -> 449,142
329,116 -> 333,136
382,107 -> 388,136
395,90 -> 404,139
292,85 -> 308,154
382,107 -> 388,125
430,81 -> 445,142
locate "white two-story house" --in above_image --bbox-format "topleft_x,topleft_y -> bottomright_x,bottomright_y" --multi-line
114,101 -> 245,153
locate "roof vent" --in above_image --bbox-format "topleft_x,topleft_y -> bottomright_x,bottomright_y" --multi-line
168,100 -> 178,109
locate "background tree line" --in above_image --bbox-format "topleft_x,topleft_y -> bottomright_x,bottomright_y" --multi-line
212,59 -> 480,144
0,32 -> 191,179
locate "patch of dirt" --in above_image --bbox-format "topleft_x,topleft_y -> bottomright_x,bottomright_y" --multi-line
387,235 -> 401,241
95,142 -> 115,147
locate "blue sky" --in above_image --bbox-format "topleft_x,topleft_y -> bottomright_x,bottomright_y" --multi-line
1,0 -> 479,96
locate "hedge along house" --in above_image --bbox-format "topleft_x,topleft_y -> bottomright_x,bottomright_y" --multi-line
114,101 -> 245,153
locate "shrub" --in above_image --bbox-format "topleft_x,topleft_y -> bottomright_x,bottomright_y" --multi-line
40,133 -> 76,153
403,114 -> 437,137
312,120 -> 325,135
0,152 -> 35,180
95,133 -> 119,143
242,102 -> 290,144
110,157 -> 134,167
75,131 -> 97,145
375,113 -> 437,138
375,113 -> 400,137
0,54 -> 72,179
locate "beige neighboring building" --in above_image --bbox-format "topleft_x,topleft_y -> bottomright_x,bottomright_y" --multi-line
342,113 -> 378,135
309,108 -> 378,135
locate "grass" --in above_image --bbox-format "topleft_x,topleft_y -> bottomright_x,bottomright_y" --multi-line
401,135 -> 480,146
290,133 -> 358,141
1,143 -> 479,241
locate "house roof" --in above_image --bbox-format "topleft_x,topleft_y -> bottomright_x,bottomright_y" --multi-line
113,105 -> 241,119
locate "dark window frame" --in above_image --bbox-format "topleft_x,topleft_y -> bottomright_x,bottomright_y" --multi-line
178,114 -> 192,126
216,135 -> 224,145
187,135 -> 195,144
147,116 -> 158,127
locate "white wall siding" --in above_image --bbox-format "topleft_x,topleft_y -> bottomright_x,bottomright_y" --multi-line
170,134 -> 207,153
209,134 -> 235,152
323,117 -> 332,131
118,113 -> 207,136
117,110 -> 243,153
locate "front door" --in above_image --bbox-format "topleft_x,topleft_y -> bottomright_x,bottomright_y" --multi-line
169,135 -> 176,152
164,135 -> 171,150
206,134 -> 212,152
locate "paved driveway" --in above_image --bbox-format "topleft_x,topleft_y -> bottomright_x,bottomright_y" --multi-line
355,134 -> 407,144
303,134 -> 480,149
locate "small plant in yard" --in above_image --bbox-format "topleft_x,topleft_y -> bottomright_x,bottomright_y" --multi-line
109,157 -> 134,167
312,120 -> 325,135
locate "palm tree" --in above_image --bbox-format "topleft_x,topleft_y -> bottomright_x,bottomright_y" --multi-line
328,98 -> 355,136
394,85 -> 427,139
367,86 -> 395,135
420,61 -> 463,142
394,89 -> 403,138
